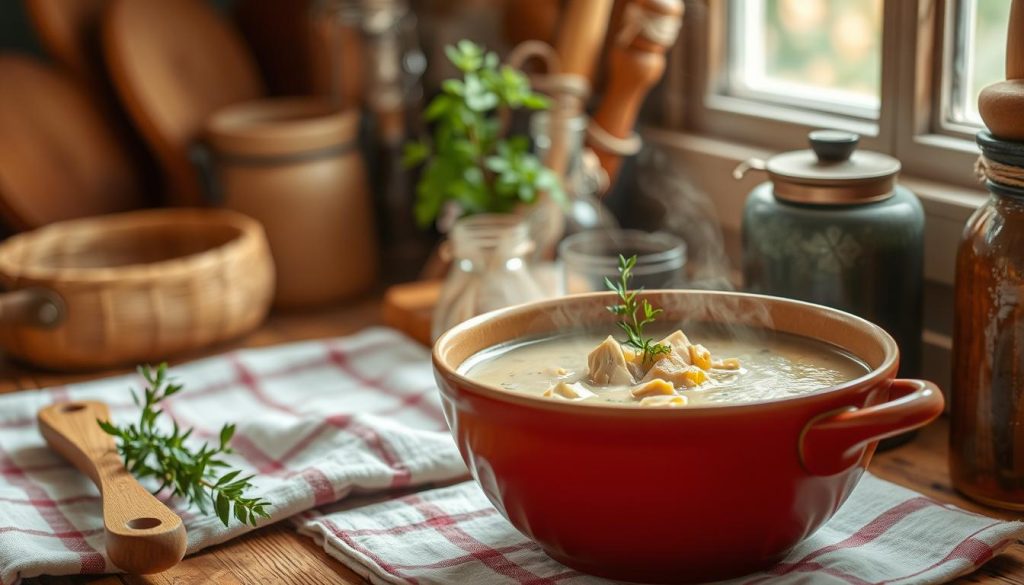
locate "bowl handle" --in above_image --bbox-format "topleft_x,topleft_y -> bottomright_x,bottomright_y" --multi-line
0,288 -> 65,328
799,379 -> 945,476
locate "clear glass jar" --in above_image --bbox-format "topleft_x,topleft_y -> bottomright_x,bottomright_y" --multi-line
431,214 -> 546,339
559,229 -> 687,295
528,112 -> 617,258
950,131 -> 1024,509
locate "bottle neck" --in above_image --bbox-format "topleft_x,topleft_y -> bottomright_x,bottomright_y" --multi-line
449,214 -> 533,265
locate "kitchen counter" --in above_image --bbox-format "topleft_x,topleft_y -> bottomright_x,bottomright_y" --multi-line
3,298 -> 1021,585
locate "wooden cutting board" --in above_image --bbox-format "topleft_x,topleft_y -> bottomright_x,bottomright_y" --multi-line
0,55 -> 148,230
382,280 -> 440,347
103,0 -> 265,206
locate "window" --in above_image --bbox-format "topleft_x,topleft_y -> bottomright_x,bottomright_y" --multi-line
946,0 -> 1010,128
677,0 -> 1008,189
727,0 -> 883,118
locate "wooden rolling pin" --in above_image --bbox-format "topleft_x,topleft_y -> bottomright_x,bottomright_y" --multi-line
588,0 -> 683,188
38,401 -> 187,574
979,0 -> 1024,140
555,0 -> 615,82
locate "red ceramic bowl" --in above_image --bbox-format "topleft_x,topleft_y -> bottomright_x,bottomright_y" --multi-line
432,291 -> 944,584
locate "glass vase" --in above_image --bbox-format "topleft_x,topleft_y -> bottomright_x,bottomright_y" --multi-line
431,214 -> 546,340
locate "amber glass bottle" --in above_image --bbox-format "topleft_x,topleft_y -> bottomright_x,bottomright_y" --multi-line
951,131 -> 1024,509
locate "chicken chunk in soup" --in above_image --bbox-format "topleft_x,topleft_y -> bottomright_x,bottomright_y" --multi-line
462,326 -> 868,407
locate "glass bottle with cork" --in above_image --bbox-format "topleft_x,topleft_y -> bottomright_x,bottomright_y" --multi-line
950,0 -> 1024,509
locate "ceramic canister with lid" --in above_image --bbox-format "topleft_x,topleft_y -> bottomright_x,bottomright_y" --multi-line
738,130 -> 925,380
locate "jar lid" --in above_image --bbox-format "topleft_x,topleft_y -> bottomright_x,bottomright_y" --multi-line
765,130 -> 901,204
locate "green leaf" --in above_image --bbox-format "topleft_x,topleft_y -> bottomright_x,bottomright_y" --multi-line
401,141 -> 430,168
215,492 -> 230,526
219,424 -> 236,449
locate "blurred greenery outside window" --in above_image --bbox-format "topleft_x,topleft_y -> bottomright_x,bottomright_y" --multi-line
725,0 -> 1006,130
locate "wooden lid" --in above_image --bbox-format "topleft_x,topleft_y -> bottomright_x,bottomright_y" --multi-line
0,55 -> 147,230
103,0 -> 264,205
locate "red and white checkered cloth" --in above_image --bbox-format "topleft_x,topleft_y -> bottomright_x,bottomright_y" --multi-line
298,474 -> 1024,585
0,327 -> 468,585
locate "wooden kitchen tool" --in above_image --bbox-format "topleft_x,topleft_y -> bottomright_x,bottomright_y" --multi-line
978,0 -> 1024,140
554,0 -> 615,83
588,0 -> 683,188
103,0 -> 264,206
23,0 -> 110,88
0,55 -> 148,230
0,209 -> 274,371
39,401 -> 186,574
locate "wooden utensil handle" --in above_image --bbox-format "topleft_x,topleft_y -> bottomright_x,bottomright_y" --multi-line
589,0 -> 683,187
555,0 -> 615,80
38,401 -> 187,574
0,288 -> 65,328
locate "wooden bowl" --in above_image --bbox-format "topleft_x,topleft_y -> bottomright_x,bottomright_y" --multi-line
433,291 -> 944,583
0,209 -> 274,371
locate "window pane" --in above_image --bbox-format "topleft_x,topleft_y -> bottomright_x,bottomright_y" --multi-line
728,0 -> 883,115
951,0 -> 1010,127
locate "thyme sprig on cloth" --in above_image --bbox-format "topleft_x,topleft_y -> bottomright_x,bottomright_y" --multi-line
605,254 -> 672,365
97,364 -> 271,527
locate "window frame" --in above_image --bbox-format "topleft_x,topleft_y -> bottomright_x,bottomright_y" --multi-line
674,0 -> 988,192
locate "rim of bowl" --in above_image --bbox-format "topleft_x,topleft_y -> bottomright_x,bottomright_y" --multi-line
433,290 -> 900,417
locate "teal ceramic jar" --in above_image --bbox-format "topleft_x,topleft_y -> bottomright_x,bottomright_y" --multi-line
740,131 -> 925,379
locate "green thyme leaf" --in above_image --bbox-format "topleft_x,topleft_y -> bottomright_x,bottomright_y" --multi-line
606,255 -> 671,365
98,363 -> 272,527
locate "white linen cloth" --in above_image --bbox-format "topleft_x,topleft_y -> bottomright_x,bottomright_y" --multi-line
0,328 -> 467,584
298,474 -> 1024,585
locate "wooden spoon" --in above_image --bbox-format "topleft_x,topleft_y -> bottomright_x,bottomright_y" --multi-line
979,0 -> 1024,140
38,401 -> 186,575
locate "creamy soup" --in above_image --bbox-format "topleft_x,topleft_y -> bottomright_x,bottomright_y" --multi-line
462,326 -> 869,407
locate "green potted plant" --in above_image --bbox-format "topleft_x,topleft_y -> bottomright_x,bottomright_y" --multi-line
404,40 -> 564,337
403,40 -> 563,230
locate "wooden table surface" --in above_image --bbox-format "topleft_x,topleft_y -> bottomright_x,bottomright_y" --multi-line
2,298 -> 1021,585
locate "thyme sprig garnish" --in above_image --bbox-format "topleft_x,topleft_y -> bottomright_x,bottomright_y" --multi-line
97,364 -> 271,527
605,254 -> 672,365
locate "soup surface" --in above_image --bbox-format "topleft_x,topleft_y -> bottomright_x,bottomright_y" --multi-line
462,326 -> 869,407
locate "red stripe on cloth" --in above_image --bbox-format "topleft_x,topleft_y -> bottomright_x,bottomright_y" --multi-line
0,417 -> 35,430
232,359 -> 301,416
0,444 -> 106,574
0,526 -> 104,538
327,347 -> 446,428
342,507 -> 499,538
323,414 -> 414,488
407,495 -> 559,585
774,496 -> 934,574
300,468 -> 335,506
389,542 -> 538,571
879,521 -> 1005,584
0,462 -> 68,474
322,518 -> 420,584
0,495 -> 101,507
